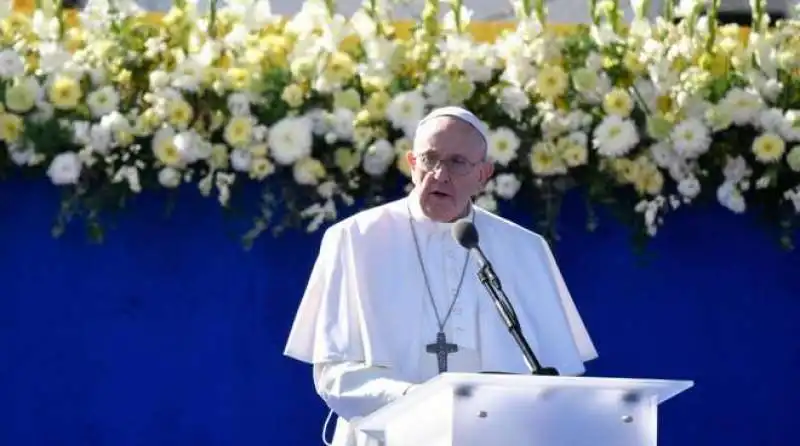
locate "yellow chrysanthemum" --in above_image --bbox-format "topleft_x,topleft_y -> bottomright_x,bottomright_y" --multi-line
226,67 -> 252,91
603,88 -> 634,118
334,147 -> 360,173
0,113 -> 23,143
5,83 -> 35,113
250,157 -> 275,180
752,133 -> 786,163
535,65 -> 568,101
48,75 -> 82,110
224,116 -> 253,148
281,84 -> 304,108
166,99 -> 193,130
333,89 -> 361,111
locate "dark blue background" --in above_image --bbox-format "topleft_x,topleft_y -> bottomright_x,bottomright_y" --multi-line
1,177 -> 798,446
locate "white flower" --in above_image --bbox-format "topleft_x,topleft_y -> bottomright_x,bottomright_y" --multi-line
47,152 -> 82,185
487,128 -> 520,166
721,88 -> 763,126
592,116 -> 639,157
227,93 -> 251,116
497,86 -> 530,120
362,139 -> 395,176
494,173 -> 521,199
723,156 -> 750,183
677,176 -> 701,199
780,110 -> 800,142
474,193 -> 497,211
268,116 -> 313,165
757,108 -> 786,134
786,146 -> 800,172
671,118 -> 711,158
230,148 -> 252,172
86,86 -> 120,118
0,49 -> 25,78
386,91 -> 426,136
650,142 -> 678,168
717,182 -> 746,213
158,167 -> 181,188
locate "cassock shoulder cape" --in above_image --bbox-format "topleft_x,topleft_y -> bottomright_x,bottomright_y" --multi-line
284,197 -> 598,377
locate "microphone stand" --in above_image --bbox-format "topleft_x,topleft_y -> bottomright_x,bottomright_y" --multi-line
476,262 -> 560,376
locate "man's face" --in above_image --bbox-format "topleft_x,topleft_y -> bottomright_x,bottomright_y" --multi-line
406,116 -> 494,222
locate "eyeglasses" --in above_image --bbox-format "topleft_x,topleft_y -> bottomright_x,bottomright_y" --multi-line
415,152 -> 482,177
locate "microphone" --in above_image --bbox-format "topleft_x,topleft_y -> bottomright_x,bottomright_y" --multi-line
452,220 -> 559,376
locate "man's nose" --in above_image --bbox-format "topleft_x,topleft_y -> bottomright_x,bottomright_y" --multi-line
431,163 -> 451,181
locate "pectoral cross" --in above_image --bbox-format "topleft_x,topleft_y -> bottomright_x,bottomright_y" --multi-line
426,331 -> 458,373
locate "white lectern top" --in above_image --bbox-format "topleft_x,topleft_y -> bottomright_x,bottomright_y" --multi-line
354,373 -> 694,446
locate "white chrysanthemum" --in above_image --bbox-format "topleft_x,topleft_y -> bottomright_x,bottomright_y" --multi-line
671,118 -> 711,159
786,146 -> 800,172
757,108 -> 785,134
474,193 -> 497,211
227,93 -> 251,116
717,181 -> 746,213
649,142 -> 677,168
268,116 -> 313,165
0,49 -> 25,79
158,167 -> 181,188
362,139 -> 395,177
386,91 -> 426,136
494,173 -> 521,199
723,156 -> 750,183
487,128 -> 520,166
592,116 -> 639,157
780,110 -> 800,142
47,152 -> 82,185
497,86 -> 530,120
722,88 -> 763,126
230,148 -> 252,172
677,175 -> 701,199
86,86 -> 120,118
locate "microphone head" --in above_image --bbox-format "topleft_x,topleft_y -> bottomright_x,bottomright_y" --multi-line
452,219 -> 479,249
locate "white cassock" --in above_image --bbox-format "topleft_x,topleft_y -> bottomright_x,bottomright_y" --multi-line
283,191 -> 598,446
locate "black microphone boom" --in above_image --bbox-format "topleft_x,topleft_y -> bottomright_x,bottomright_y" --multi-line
452,220 -> 559,376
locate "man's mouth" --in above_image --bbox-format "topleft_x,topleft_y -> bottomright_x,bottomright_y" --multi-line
431,191 -> 450,198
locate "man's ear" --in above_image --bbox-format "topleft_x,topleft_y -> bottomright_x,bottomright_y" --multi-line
479,162 -> 494,187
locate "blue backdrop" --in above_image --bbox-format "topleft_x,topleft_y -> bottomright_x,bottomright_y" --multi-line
1,176 -> 798,446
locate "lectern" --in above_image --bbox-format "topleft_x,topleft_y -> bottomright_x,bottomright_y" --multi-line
353,373 -> 694,446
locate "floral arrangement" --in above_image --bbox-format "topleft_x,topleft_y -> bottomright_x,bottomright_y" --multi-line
1,0 -> 799,249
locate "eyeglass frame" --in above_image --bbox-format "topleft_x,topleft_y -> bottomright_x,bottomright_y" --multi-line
412,150 -> 486,177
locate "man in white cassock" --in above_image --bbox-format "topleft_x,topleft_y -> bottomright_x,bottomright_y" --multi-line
283,106 -> 598,446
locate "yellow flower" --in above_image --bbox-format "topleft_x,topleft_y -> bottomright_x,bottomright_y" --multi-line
290,56 -> 316,79
623,52 -> 646,75
153,132 -> 181,167
334,147 -> 360,173
786,146 -> 800,172
48,75 -> 82,110
0,113 -> 23,143
224,116 -> 253,147
250,157 -> 275,180
646,115 -> 673,139
5,82 -> 35,113
603,88 -> 634,118
572,68 -> 598,93
281,84 -> 305,108
334,89 -> 361,111
226,67 -> 252,91
365,91 -> 391,119
249,143 -> 268,157
166,99 -> 194,130
535,65 -> 568,101
752,133 -> 785,163
558,141 -> 588,167
325,52 -> 356,83
447,76 -> 475,104
530,142 -> 566,176
655,95 -> 673,115
208,144 -> 228,169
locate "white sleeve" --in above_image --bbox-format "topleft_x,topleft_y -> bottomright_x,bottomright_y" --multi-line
314,361 -> 416,421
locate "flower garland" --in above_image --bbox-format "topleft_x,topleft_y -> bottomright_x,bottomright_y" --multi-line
1,0 -> 800,250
